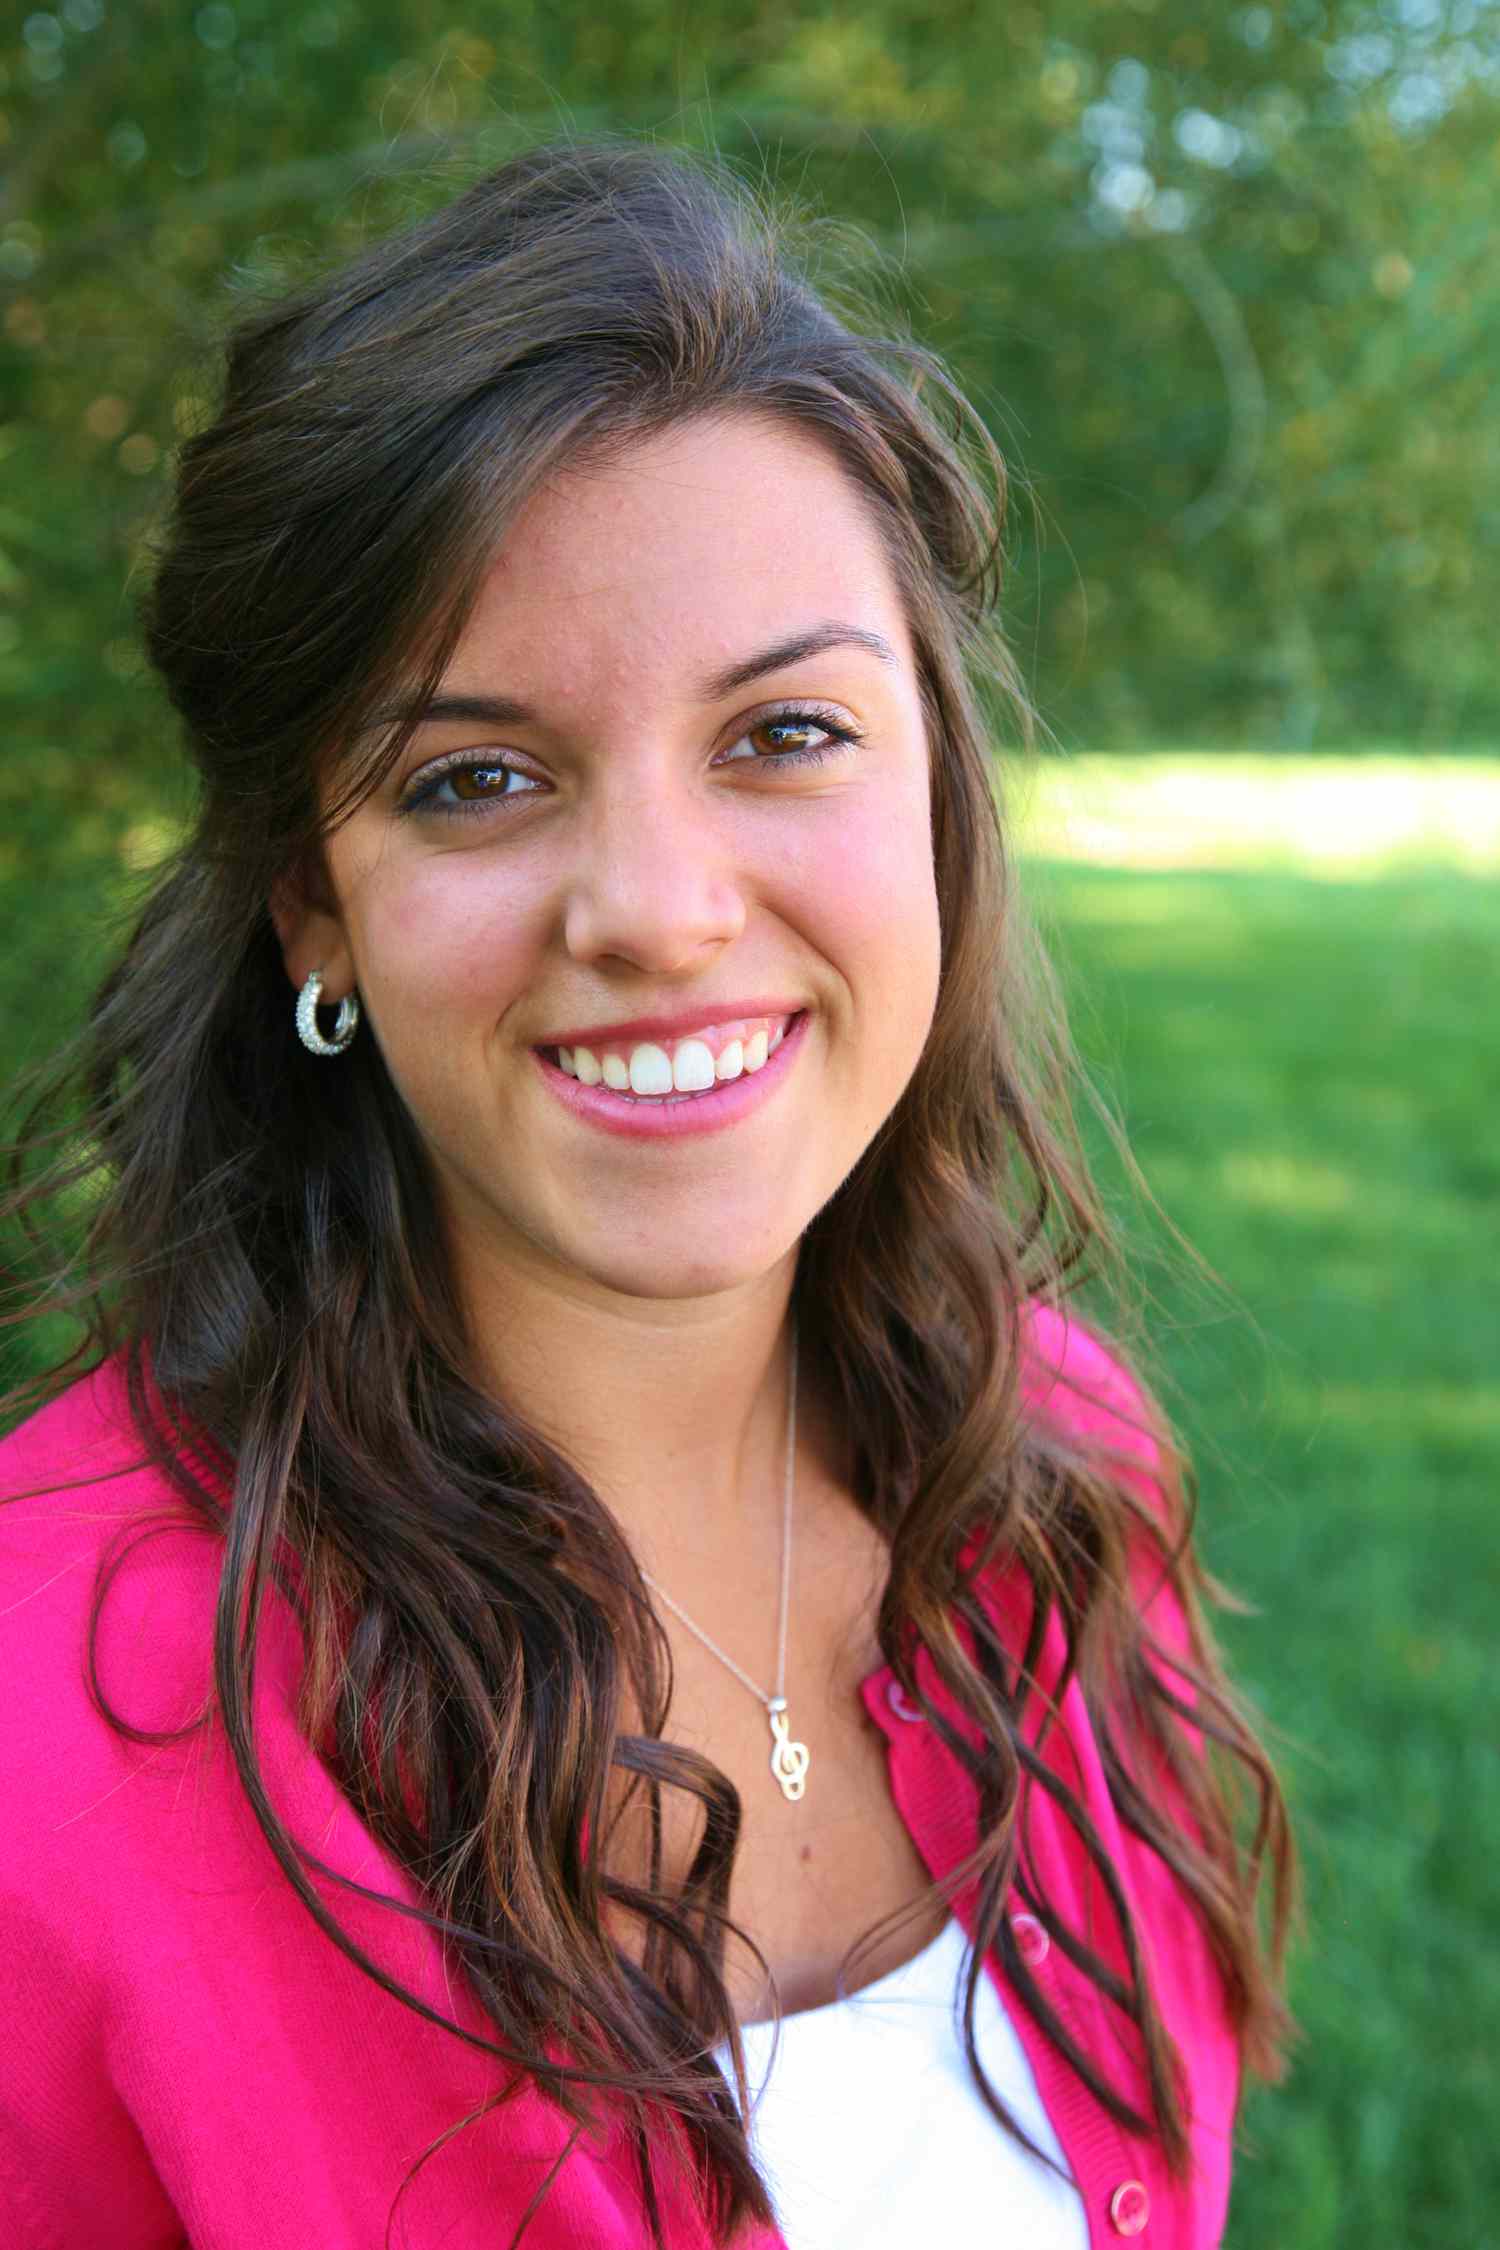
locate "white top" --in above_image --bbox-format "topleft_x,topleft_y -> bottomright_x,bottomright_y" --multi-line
712,1913 -> 1090,2249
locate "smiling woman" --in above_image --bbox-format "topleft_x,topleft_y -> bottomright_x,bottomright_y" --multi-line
273,413 -> 942,1315
0,137 -> 1296,2250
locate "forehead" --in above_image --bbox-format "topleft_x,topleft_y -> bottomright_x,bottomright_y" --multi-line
450,411 -> 912,694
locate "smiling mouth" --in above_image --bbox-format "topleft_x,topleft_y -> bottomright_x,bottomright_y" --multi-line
531,1007 -> 812,1134
540,1011 -> 803,1101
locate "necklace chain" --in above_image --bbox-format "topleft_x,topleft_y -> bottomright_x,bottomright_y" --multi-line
638,1316 -> 809,1800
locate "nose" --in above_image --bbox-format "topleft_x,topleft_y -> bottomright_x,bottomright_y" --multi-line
560,760 -> 748,974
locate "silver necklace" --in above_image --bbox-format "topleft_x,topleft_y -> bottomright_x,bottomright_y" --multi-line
638,1319 -> 810,1803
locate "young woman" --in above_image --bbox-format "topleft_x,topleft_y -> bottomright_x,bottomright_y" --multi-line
0,137 -> 1295,2248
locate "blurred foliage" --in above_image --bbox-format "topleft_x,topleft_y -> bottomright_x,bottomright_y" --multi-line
1,0 -> 1498,757
1030,846 -> 1500,2246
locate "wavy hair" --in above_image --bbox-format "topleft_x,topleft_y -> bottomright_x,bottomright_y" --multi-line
1,134 -> 1296,2247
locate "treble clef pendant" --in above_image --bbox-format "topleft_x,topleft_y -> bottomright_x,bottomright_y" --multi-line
767,1696 -> 810,1802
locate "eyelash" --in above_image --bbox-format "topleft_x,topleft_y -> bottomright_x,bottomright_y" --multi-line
394,704 -> 863,823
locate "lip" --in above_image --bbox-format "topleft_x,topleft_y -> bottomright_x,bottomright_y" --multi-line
533,1010 -> 811,1142
532,998 -> 808,1051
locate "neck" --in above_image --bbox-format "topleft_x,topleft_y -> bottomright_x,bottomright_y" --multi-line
454,1234 -> 823,1589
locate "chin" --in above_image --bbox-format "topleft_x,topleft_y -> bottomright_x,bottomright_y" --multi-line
566,1223 -> 807,1304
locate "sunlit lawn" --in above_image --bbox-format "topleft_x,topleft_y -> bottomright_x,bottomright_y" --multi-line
1015,755 -> 1500,2249
2,750 -> 1497,2243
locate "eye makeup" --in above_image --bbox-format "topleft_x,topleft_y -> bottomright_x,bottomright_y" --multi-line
393,702 -> 864,823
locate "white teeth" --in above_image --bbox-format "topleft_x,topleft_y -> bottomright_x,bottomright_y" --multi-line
627,1043 -> 674,1096
552,1012 -> 798,1095
672,1038 -> 716,1092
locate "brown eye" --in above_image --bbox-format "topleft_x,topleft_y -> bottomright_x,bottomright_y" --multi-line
748,719 -> 826,756
449,763 -> 513,799
715,707 -> 858,776
399,756 -> 542,818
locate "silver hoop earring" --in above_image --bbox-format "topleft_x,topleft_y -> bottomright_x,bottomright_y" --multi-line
296,968 -> 360,1057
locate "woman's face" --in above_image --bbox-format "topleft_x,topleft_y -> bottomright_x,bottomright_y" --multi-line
278,411 -> 943,1306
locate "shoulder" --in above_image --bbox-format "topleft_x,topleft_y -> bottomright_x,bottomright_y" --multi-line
1013,1299 -> 1197,1670
1017,1296 -> 1155,1445
0,1352 -> 148,1489
0,1356 -> 233,1836
1017,1298 -> 1173,1521
0,1355 -> 325,1958
0,1352 -> 221,1621
0,1356 -> 190,1619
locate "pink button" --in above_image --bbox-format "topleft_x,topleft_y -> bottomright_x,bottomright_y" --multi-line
1011,1910 -> 1050,1966
1109,2179 -> 1150,2235
885,1677 -> 924,1722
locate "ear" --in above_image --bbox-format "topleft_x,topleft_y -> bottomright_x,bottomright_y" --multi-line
268,858 -> 357,1007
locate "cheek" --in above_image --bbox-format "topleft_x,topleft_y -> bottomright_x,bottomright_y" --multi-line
355,855 -> 543,1011
787,789 -> 941,1019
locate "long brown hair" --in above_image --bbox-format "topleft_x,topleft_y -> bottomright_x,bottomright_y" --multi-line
1,134 -> 1296,2247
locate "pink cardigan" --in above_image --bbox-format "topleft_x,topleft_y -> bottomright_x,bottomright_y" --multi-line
0,1305 -> 1238,2247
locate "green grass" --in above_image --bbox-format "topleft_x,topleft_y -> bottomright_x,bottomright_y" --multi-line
4,750 -> 1497,2242
1016,783 -> 1500,2246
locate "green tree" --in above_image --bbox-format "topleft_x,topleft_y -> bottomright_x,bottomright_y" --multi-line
1,0 -> 1495,781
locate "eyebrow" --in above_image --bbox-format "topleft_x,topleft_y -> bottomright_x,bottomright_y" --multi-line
367,623 -> 898,736
698,624 -> 898,701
